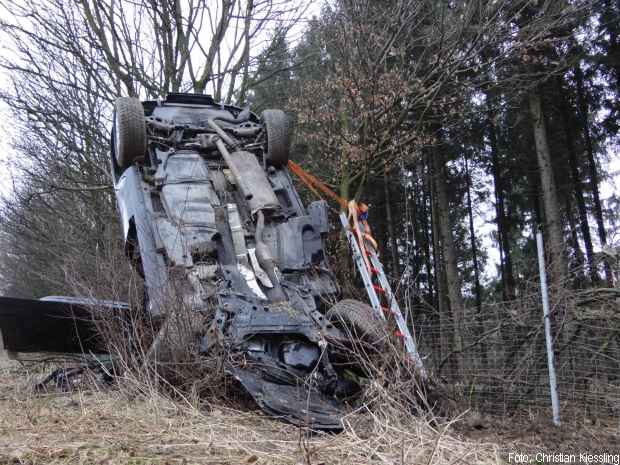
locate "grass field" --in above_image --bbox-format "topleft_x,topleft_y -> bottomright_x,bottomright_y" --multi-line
0,358 -> 617,465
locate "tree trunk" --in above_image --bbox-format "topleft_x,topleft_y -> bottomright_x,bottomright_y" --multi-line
432,150 -> 465,374
559,80 -> 598,283
428,154 -> 452,374
529,90 -> 567,287
465,153 -> 487,370
420,165 -> 435,304
574,63 -> 614,286
564,193 -> 586,281
464,154 -> 482,312
409,173 -> 421,297
383,164 -> 400,281
486,95 -> 515,300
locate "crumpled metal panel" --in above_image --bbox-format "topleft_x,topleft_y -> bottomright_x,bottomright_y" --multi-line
222,295 -> 318,341
231,367 -> 343,430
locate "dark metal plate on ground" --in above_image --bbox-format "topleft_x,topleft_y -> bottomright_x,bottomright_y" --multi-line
0,296 -> 127,354
231,367 -> 344,431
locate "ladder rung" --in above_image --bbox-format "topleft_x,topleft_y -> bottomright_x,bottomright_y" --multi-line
338,211 -> 425,378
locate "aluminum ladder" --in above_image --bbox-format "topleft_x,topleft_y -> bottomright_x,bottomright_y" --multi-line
339,212 -> 427,379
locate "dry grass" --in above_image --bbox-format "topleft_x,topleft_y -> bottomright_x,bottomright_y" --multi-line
0,358 -> 507,465
2,357 -> 619,465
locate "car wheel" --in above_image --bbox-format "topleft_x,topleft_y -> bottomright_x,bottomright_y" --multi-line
261,109 -> 291,167
326,299 -> 385,347
114,97 -> 147,168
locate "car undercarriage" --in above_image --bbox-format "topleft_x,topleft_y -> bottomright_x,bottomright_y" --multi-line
108,93 -> 387,429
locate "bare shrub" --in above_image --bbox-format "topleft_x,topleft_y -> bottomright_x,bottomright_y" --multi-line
59,237 -> 253,411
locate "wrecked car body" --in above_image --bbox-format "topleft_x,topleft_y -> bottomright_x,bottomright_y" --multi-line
109,93 -> 383,429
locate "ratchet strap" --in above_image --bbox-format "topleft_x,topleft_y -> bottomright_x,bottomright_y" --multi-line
287,160 -> 348,210
287,160 -> 378,271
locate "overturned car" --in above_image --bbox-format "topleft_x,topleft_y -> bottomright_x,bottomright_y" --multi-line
109,93 -> 387,429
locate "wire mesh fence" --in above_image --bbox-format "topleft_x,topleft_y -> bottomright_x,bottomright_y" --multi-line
410,288 -> 620,420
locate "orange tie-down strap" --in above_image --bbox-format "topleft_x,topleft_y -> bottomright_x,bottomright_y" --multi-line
287,160 -> 379,268
287,160 -> 348,210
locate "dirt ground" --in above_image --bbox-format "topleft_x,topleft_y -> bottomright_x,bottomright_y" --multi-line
0,358 -> 617,465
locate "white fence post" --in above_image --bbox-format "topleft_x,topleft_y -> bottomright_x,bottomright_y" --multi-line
536,230 -> 561,426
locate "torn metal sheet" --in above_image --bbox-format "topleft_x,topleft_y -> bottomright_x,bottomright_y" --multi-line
231,367 -> 343,430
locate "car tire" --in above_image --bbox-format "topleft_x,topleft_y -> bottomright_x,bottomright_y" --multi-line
327,299 -> 385,347
114,97 -> 147,168
261,109 -> 291,167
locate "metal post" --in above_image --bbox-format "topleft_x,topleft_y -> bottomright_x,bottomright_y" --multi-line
536,230 -> 561,426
